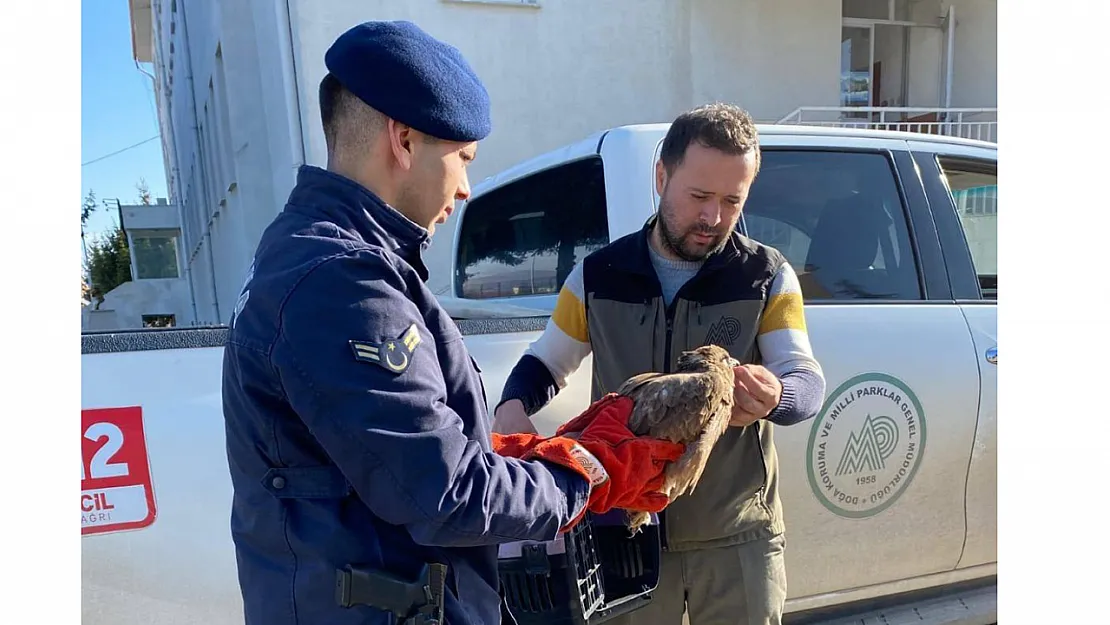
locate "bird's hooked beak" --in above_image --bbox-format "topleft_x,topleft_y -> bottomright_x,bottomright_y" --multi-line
726,357 -> 742,368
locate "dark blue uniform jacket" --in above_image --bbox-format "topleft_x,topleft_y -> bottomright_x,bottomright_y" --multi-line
222,165 -> 588,625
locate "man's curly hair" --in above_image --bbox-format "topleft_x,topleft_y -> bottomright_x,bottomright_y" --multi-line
659,102 -> 761,175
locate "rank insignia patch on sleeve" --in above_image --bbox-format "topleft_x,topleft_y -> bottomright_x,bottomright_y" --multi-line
349,324 -> 422,374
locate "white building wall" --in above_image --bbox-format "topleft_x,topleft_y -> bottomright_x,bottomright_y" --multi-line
81,279 -> 194,330
149,0 -> 307,325
140,0 -> 997,323
906,0 -> 945,108
944,0 -> 997,109
290,0 -> 844,295
120,201 -> 178,230
291,0 -> 691,296
689,0 -> 842,120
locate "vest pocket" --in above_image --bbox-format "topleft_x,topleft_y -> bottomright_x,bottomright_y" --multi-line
752,421 -> 774,516
586,296 -> 663,394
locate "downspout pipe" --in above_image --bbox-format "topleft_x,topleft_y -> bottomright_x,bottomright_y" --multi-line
139,24 -> 200,324
279,0 -> 307,170
179,0 -> 221,322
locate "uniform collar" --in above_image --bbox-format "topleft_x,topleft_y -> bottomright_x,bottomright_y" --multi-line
288,165 -> 432,281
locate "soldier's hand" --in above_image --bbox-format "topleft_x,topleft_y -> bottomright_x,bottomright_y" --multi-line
542,394 -> 686,524
729,365 -> 782,427
492,399 -> 539,435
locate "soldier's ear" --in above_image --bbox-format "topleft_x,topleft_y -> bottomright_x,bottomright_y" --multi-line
386,118 -> 416,171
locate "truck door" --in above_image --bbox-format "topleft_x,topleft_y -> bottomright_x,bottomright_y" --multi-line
910,142 -> 998,571
739,139 -> 981,598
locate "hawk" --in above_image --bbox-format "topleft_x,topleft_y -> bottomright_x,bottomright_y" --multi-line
617,344 -> 739,534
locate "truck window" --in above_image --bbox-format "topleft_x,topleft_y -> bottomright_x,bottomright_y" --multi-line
937,156 -> 997,299
455,156 -> 610,299
742,150 -> 922,301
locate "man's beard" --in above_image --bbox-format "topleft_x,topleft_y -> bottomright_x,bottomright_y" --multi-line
657,195 -> 730,262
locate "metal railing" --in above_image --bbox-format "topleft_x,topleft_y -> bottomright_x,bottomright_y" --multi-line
776,107 -> 997,144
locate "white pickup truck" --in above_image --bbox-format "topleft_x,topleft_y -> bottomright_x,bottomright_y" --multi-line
81,124 -> 997,625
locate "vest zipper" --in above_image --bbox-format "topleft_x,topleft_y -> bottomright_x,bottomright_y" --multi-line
662,299 -> 677,374
664,314 -> 674,373
660,301 -> 677,551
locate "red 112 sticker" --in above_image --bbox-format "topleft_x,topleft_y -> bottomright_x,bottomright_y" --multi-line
81,406 -> 158,535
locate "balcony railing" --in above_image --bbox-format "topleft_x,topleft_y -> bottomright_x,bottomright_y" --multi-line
776,107 -> 997,144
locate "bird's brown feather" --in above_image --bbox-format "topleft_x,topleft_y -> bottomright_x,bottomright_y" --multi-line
619,371 -> 726,443
615,345 -> 738,534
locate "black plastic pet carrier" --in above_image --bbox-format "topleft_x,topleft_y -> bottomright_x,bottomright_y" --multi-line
497,510 -> 662,625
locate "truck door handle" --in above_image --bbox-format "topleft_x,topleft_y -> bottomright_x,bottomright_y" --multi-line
985,346 -> 997,365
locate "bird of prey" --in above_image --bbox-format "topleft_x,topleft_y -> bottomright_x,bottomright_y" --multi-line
617,344 -> 739,534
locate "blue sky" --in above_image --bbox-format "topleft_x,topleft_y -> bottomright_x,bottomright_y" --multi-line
81,0 -> 168,253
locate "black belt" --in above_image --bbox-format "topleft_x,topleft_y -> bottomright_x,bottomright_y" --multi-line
335,562 -> 447,625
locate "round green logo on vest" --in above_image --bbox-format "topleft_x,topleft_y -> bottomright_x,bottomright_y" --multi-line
806,372 -> 926,518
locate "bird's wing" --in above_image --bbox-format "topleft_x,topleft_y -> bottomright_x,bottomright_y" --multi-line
663,394 -> 734,497
617,371 -> 666,396
622,371 -> 732,443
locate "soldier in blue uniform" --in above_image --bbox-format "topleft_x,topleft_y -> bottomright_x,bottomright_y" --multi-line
221,20 -> 685,625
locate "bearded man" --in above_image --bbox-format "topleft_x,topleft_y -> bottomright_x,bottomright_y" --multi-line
493,103 -> 827,625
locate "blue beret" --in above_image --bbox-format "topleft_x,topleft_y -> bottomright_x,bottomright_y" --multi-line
324,20 -> 492,143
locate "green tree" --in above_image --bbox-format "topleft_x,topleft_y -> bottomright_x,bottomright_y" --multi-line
84,181 -> 152,306
136,178 -> 152,205
86,227 -> 132,306
81,189 -> 97,304
81,189 -> 96,227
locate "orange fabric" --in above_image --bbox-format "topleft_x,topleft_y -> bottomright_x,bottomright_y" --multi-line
490,432 -> 545,458
494,394 -> 685,530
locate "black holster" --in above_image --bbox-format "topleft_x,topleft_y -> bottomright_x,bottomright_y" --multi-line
335,562 -> 447,625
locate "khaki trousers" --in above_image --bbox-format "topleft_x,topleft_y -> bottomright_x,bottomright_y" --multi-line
606,534 -> 787,625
